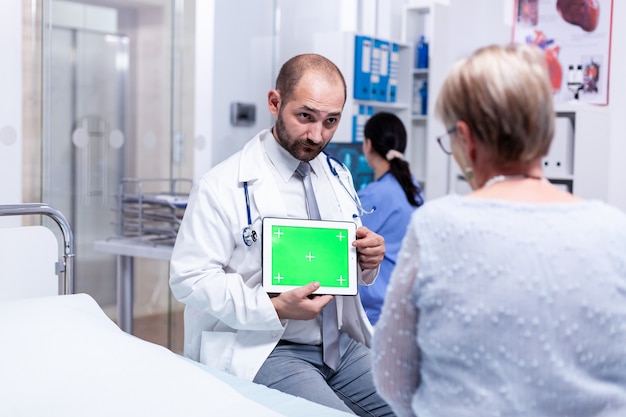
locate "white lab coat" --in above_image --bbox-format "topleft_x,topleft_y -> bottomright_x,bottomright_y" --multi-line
170,129 -> 376,381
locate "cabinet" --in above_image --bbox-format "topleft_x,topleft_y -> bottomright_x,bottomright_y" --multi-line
313,4 -> 451,197
313,31 -> 412,149
401,3 -> 609,202
401,1 -> 451,199
549,103 -> 610,200
450,103 -> 611,200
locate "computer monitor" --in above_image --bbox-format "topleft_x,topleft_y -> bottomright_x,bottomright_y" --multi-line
323,142 -> 374,191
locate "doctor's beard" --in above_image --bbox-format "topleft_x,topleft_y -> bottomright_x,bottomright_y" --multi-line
273,113 -> 326,162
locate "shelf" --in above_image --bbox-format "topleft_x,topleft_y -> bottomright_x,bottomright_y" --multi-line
312,31 -> 413,144
404,3 -> 430,14
403,1 -> 452,199
554,101 -> 603,113
354,99 -> 410,109
546,175 -> 574,181
402,2 -> 438,195
557,106 -> 610,200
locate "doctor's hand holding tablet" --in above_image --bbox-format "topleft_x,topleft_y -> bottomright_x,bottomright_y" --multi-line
269,281 -> 333,320
352,225 -> 385,270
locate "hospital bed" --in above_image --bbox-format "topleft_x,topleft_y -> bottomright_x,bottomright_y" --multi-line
0,204 -> 353,417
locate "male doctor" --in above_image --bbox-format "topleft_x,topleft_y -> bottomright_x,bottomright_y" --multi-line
170,53 -> 394,416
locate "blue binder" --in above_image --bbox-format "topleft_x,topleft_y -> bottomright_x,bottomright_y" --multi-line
353,36 -> 373,100
352,105 -> 373,142
388,43 -> 400,102
351,104 -> 359,142
374,39 -> 390,102
352,104 -> 364,142
369,39 -> 381,101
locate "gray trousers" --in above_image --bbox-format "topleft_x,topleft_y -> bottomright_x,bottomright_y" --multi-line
253,332 -> 396,416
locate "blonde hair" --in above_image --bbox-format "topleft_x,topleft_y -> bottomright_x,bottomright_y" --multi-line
435,44 -> 555,168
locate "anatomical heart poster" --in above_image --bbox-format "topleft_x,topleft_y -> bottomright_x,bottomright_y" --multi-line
513,0 -> 613,105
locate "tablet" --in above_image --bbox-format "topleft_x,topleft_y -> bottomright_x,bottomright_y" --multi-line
262,217 -> 358,295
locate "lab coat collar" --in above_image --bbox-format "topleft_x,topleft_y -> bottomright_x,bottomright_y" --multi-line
237,129 -> 272,183
262,129 -> 301,183
236,129 -> 289,219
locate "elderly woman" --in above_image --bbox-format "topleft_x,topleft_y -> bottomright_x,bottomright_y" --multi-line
372,43 -> 626,417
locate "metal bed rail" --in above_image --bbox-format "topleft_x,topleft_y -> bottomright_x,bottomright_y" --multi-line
0,203 -> 75,295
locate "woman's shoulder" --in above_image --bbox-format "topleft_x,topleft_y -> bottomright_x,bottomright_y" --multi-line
406,195 -> 465,228
585,200 -> 626,228
415,194 -> 626,227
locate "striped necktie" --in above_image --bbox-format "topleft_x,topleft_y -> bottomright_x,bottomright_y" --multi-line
295,161 -> 340,370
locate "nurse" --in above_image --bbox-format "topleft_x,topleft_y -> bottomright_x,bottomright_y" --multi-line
357,112 -> 424,325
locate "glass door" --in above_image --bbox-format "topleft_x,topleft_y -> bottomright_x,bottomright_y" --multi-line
33,0 -> 194,340
42,25 -> 128,304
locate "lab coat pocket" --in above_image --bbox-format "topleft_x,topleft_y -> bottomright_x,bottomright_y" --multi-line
199,331 -> 236,371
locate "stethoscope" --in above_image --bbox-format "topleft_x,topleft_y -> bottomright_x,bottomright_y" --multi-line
242,181 -> 258,246
325,153 -> 376,217
241,153 -> 376,246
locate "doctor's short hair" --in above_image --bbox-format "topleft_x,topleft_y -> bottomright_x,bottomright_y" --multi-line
275,53 -> 347,105
435,43 -> 555,169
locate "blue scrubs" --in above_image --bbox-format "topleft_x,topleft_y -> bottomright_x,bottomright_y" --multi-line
357,172 -> 423,325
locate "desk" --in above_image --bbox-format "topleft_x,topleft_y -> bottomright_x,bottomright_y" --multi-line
94,238 -> 173,333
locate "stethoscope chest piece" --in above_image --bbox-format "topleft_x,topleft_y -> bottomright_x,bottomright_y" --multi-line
242,226 -> 257,246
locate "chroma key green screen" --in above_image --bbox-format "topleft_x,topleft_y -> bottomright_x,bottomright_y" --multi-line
270,225 -> 350,288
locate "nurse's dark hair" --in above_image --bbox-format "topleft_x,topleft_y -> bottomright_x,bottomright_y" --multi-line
364,112 -> 423,207
275,54 -> 347,104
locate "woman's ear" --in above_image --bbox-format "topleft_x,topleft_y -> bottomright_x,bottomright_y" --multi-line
455,121 -> 477,165
451,120 -> 478,188
362,138 -> 372,153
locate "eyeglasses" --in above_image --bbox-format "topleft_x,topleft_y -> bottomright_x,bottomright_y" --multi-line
436,126 -> 457,155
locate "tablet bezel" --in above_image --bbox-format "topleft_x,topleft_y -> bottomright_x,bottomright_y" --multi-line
262,217 -> 358,295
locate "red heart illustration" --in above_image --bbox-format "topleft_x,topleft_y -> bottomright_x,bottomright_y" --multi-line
556,0 -> 600,32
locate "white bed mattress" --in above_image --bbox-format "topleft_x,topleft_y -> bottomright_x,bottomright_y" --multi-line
0,293 -> 353,417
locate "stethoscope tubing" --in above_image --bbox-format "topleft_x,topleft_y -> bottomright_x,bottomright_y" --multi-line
325,153 -> 376,218
241,153 -> 375,245
242,181 -> 257,246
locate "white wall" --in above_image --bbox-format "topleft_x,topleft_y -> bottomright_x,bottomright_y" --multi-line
438,0 -> 625,211
193,0 -> 275,179
396,0 -> 626,210
4,1 -> 626,212
447,0 -> 511,60
275,0 -> 347,63
606,0 -> 626,210
0,3 -> 22,226
193,0 -> 363,178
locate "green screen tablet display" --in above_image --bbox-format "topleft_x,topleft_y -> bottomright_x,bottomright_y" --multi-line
262,218 -> 357,295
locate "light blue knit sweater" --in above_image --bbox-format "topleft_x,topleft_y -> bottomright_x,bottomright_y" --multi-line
373,194 -> 626,417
